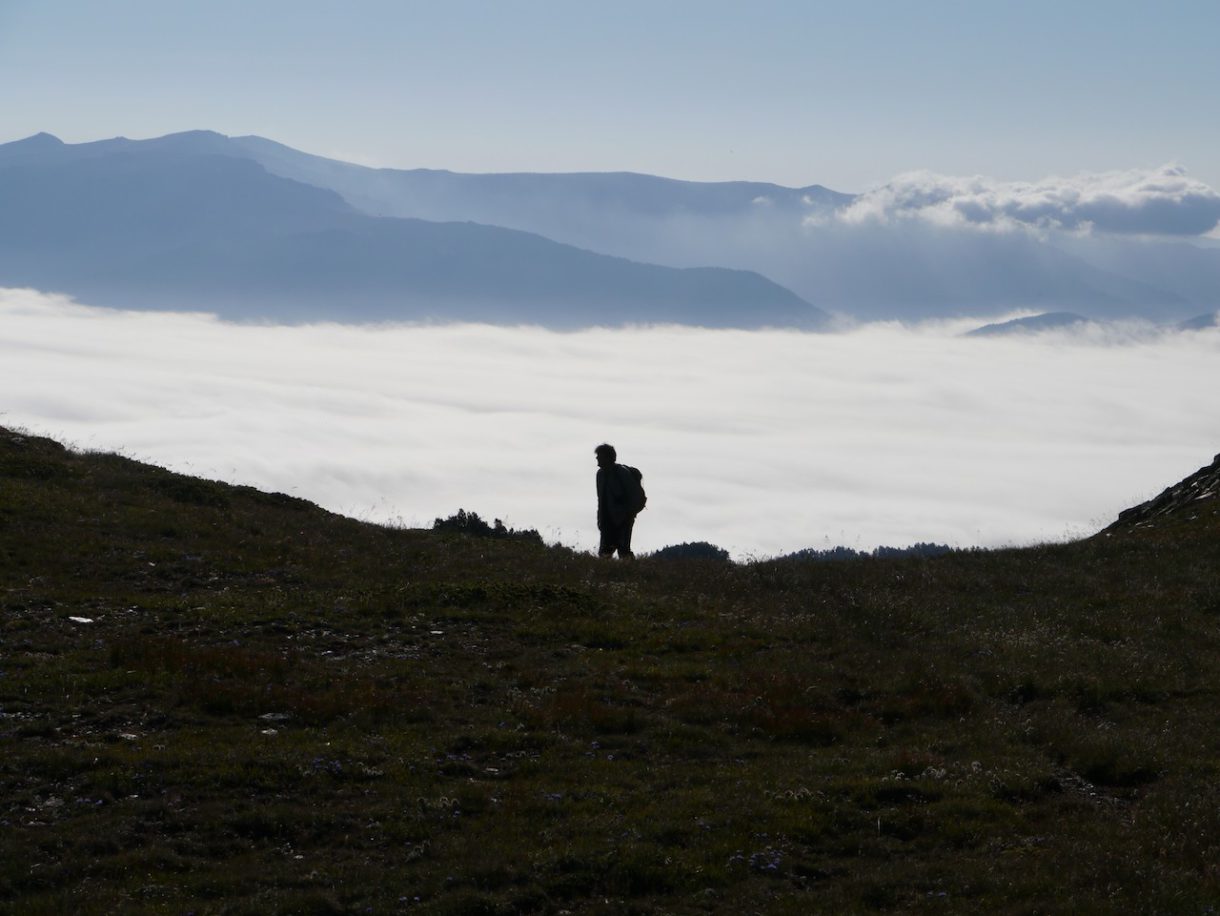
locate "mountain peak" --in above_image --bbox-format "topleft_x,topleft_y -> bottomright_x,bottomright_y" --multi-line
155,129 -> 231,143
128,129 -> 235,153
4,131 -> 64,149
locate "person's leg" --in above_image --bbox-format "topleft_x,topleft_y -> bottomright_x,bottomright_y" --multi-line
618,517 -> 635,559
599,523 -> 619,558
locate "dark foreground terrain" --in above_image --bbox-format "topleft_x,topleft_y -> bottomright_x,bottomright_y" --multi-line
2,426 -> 1218,914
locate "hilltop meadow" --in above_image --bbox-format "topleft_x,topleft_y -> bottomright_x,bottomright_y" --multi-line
2,426 -> 1218,914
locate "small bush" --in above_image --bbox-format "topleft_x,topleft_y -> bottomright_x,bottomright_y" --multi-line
650,541 -> 731,561
432,509 -> 542,544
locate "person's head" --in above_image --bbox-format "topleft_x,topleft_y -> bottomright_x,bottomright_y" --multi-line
594,443 -> 616,468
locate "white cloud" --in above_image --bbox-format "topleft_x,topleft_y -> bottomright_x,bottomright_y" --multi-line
3,287 -> 1218,560
833,165 -> 1220,237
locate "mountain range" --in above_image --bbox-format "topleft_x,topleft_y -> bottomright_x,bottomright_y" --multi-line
3,130 -> 1220,325
0,132 -> 823,328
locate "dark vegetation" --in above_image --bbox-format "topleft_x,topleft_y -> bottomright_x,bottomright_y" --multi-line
647,541 -> 732,562
432,510 -> 543,546
782,543 -> 956,563
647,542 -> 954,563
2,425 -> 1219,913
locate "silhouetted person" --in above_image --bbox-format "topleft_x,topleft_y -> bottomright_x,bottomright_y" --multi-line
595,443 -> 645,559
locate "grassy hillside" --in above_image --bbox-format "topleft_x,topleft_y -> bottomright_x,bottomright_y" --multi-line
2,426 -> 1218,914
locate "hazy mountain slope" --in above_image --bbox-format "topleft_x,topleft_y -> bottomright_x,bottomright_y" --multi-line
965,312 -> 1089,336
213,132 -> 1196,320
1057,234 -> 1220,309
124,215 -> 823,326
0,134 -> 824,327
229,133 -> 852,219
738,223 -> 1188,320
0,143 -> 348,253
6,130 -> 1210,322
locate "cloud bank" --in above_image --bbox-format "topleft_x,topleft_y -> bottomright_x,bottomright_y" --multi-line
834,165 -> 1220,237
3,288 -> 1218,559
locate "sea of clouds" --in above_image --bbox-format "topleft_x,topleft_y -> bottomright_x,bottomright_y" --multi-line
3,287 -> 1218,560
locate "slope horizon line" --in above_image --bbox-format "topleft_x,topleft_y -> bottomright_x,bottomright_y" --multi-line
0,129 -> 852,195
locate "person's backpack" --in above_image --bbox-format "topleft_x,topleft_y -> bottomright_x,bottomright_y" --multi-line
619,464 -> 647,514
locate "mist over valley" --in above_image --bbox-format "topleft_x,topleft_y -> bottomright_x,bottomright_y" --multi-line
3,288 -> 1216,559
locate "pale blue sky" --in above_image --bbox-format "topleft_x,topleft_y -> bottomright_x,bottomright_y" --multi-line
2,0 -> 1218,191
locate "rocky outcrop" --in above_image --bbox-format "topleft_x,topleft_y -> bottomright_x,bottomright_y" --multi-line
1104,453 -> 1220,531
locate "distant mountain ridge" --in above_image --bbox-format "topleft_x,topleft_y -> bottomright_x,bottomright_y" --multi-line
119,131 -> 1217,322
965,312 -> 1090,337
0,132 -> 825,328
154,132 -> 1204,321
5,129 -> 1220,323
